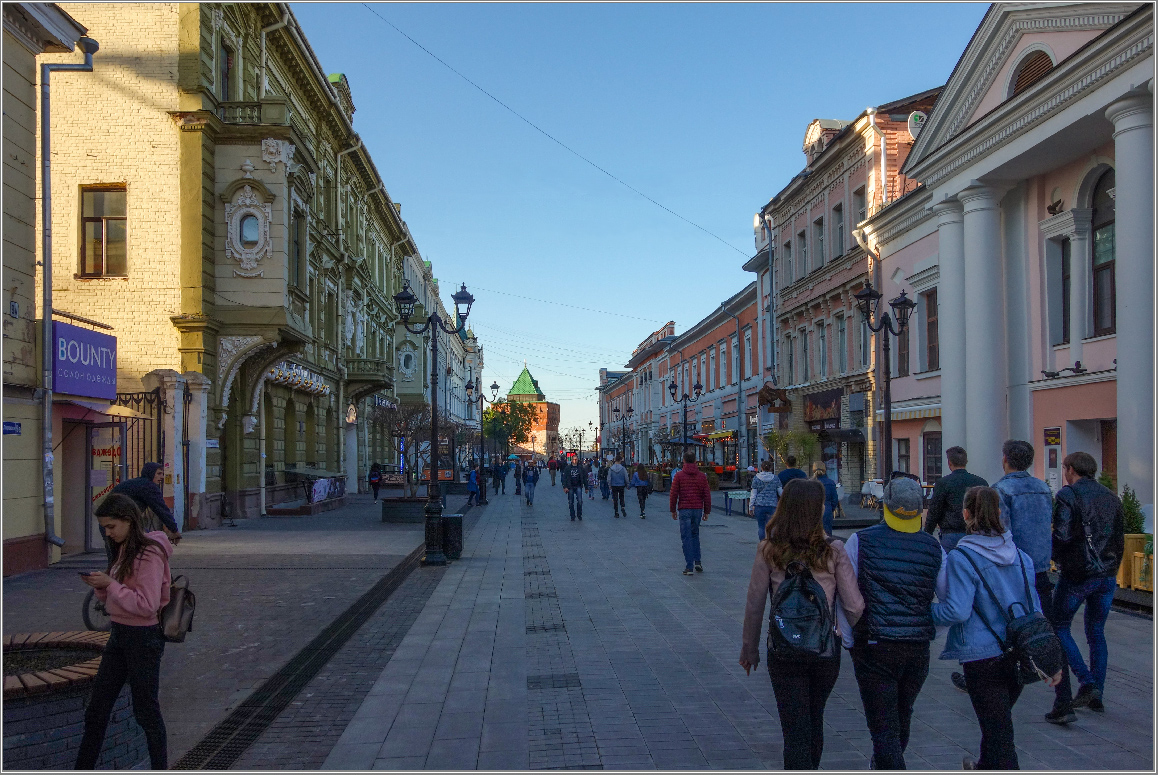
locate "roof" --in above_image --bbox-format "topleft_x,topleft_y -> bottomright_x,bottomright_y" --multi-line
509,366 -> 545,400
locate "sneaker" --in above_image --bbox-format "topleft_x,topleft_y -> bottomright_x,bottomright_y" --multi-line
962,757 -> 977,770
1071,684 -> 1100,709
571,516 -> 575,521
683,568 -> 694,576
614,513 -> 620,518
1045,706 -> 1077,725
951,672 -> 969,693
1088,697 -> 1105,712
694,562 -> 703,573
640,514 -> 646,519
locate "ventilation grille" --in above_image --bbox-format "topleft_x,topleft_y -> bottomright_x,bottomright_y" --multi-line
1012,51 -> 1054,97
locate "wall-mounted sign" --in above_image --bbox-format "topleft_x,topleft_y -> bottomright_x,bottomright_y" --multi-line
3,421 -> 20,435
1043,427 -> 1062,447
53,321 -> 116,400
421,468 -> 454,481
907,111 -> 927,141
804,388 -> 843,423
205,439 -> 220,449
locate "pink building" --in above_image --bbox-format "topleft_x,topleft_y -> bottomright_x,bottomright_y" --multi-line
863,2 -> 1153,525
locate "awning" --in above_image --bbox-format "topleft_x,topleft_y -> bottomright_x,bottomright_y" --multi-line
874,403 -> 941,421
820,428 -> 867,443
55,399 -> 152,420
706,430 -> 736,440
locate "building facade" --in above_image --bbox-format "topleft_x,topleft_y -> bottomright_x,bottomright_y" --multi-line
506,366 -> 559,461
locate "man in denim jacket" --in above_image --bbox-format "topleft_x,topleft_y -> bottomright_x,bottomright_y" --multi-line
993,440 -> 1054,605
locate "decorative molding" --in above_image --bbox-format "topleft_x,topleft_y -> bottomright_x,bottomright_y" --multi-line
905,265 -> 940,294
224,185 -> 273,277
261,138 -> 296,173
217,336 -> 276,427
1038,208 -> 1093,240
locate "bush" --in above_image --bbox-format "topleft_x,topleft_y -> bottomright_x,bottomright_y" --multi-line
706,472 -> 719,490
1122,484 -> 1146,534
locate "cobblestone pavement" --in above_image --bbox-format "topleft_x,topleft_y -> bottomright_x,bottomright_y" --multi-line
2,494 -> 426,763
325,482 -> 1153,770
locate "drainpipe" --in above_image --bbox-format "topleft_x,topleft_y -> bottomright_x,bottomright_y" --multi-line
40,37 -> 100,550
259,10 -> 290,99
335,138 -> 362,245
721,300 -> 744,470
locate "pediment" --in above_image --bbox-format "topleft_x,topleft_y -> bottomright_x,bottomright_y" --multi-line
905,2 -> 1143,172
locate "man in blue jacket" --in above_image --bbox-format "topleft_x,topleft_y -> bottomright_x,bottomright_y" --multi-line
777,455 -> 808,488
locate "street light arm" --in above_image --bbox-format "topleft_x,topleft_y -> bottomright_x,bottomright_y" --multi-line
400,318 -> 433,336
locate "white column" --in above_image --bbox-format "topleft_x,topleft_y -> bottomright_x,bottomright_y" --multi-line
932,199 -> 966,455
1107,93 -> 1155,526
345,405 -> 359,490
183,372 -> 211,525
1066,212 -> 1093,368
960,184 -> 1008,484
143,369 -> 186,530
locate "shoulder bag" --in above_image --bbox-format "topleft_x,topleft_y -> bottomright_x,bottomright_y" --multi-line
158,575 -> 196,643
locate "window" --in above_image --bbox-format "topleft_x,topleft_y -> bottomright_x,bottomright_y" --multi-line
219,42 -> 233,101
239,214 -> 259,249
290,210 -> 304,287
732,338 -> 739,385
719,343 -> 727,387
798,231 -> 807,277
708,349 -> 715,391
1092,169 -> 1115,336
860,316 -> 870,367
801,329 -> 810,382
814,217 -> 825,269
1010,50 -> 1054,98
923,432 -> 943,484
783,241 -> 793,285
837,316 -> 847,374
897,438 -> 911,474
832,204 -> 844,257
80,187 -> 127,277
744,331 -> 752,379
818,321 -> 827,377
786,335 -> 795,384
923,288 -> 939,371
854,187 -> 866,224
897,322 -> 910,377
1060,239 -> 1071,344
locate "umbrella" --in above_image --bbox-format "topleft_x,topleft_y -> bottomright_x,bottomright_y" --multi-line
507,454 -> 520,460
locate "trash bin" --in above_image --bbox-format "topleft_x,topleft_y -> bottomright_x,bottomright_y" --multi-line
442,513 -> 463,560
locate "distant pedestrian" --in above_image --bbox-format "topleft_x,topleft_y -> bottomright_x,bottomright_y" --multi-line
740,479 -> 864,770
608,456 -> 629,517
548,456 -> 559,486
598,460 -> 611,500
812,463 -> 839,537
523,462 -> 539,506
631,464 -> 650,518
750,459 -> 783,541
368,464 -> 382,501
76,493 -> 173,770
778,455 -> 808,488
491,461 -> 504,494
514,461 -> 523,496
836,477 -> 944,770
564,459 -> 585,521
924,446 -> 988,552
933,486 -> 1062,770
466,464 -> 480,507
1048,451 -> 1125,724
669,452 -> 711,575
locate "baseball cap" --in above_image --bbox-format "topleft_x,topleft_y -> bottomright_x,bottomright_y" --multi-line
882,476 -> 924,533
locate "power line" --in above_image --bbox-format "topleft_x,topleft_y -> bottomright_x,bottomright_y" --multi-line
360,3 -> 749,258
472,286 -> 668,324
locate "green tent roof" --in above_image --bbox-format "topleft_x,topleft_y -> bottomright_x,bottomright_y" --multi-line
509,366 -> 545,399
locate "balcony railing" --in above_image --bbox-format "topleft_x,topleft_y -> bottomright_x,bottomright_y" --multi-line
217,101 -> 261,124
346,357 -> 393,383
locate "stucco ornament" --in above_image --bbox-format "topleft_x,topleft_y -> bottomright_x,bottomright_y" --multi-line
224,184 -> 273,277
261,138 -> 296,173
356,310 -> 367,355
342,291 -> 356,347
398,344 -> 417,381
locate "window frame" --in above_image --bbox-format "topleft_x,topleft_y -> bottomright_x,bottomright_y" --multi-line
797,230 -> 807,278
923,288 -> 939,371
923,432 -> 943,484
853,187 -> 867,224
817,320 -> 827,377
1060,238 -> 1071,344
832,203 -> 844,258
897,437 -> 911,474
79,185 -> 128,278
813,217 -> 825,270
837,315 -> 848,374
801,328 -> 810,383
219,40 -> 234,102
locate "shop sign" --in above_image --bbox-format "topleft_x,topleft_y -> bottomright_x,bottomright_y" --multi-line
700,420 -> 715,433
804,387 -> 842,423
1043,427 -> 1061,446
808,418 -> 840,432
421,467 -> 454,481
53,321 -> 116,400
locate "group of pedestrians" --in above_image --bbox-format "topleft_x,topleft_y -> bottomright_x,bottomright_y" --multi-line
748,455 -> 841,540
559,455 -> 653,521
741,440 -> 1126,770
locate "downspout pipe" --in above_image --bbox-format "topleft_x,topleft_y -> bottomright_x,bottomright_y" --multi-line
721,301 -> 744,469
41,37 -> 100,549
335,137 -> 362,244
259,10 -> 290,99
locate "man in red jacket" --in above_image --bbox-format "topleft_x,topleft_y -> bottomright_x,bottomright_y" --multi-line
548,456 -> 559,486
669,452 -> 711,575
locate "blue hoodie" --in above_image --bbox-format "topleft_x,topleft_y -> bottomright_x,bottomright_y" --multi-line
932,531 -> 1042,663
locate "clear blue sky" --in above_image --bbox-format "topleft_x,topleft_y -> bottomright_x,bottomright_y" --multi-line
291,2 -> 988,437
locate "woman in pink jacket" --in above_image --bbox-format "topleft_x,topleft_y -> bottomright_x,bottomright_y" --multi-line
76,493 -> 173,770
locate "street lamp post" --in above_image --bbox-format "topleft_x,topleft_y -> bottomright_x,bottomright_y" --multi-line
393,279 -> 474,566
854,281 -> 916,480
466,377 -> 500,505
612,405 -> 634,463
668,377 -> 703,461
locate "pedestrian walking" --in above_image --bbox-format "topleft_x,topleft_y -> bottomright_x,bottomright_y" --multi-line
523,461 -> 539,506
740,479 -> 864,770
631,464 -> 650,518
585,461 -> 596,499
598,460 -> 611,500
1048,451 -> 1125,724
514,461 -> 523,496
812,463 -> 839,537
111,462 -> 181,541
607,456 -> 629,517
669,452 -> 711,575
778,455 -> 808,488
835,476 -> 944,771
925,446 -> 988,552
750,459 -> 784,540
75,493 -> 173,770
932,486 -> 1062,770
491,461 -> 503,495
548,456 -> 559,486
368,464 -> 382,501
466,464 -> 480,507
564,459 -> 585,521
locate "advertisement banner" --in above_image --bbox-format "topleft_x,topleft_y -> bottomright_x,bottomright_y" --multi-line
804,388 -> 843,423
53,321 -> 117,399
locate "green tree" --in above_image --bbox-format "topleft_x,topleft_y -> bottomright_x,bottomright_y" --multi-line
1122,484 -> 1146,535
483,401 -> 539,456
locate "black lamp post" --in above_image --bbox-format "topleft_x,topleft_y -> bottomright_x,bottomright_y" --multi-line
466,376 -> 500,504
854,281 -> 916,480
668,376 -> 703,460
612,405 -> 634,463
393,279 -> 474,566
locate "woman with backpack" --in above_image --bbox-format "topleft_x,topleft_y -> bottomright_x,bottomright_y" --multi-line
932,486 -> 1063,770
749,459 -> 783,540
630,464 -> 651,518
368,464 -> 382,501
739,479 -> 863,770
76,493 -> 174,770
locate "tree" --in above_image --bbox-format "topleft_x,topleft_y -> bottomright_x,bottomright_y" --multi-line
383,401 -> 430,497
483,401 -> 538,457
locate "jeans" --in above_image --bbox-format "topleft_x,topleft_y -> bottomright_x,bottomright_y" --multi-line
850,640 -> 931,770
767,653 -> 842,769
939,531 -> 966,551
1052,574 -> 1116,705
586,484 -> 594,499
963,654 -> 1023,770
76,623 -> 167,770
466,489 -> 478,507
550,469 -> 557,485
600,480 -> 610,499
754,505 -> 776,541
678,509 -> 702,570
611,485 -> 626,514
567,488 -> 583,519
636,488 -> 648,515
823,505 -> 834,537
524,482 -> 535,504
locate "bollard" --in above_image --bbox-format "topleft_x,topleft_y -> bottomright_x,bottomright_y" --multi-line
442,513 -> 463,560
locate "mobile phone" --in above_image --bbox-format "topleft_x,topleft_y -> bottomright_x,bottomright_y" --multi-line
78,571 -> 94,577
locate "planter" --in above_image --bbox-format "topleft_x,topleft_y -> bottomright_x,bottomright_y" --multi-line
381,497 -> 429,523
4,632 -> 147,770
1132,552 -> 1153,593
1118,534 -> 1148,589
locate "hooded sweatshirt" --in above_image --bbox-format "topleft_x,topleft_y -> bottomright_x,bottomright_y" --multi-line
111,464 -> 179,533
749,471 -> 782,510
931,531 -> 1042,663
607,463 -> 628,487
95,531 -> 173,627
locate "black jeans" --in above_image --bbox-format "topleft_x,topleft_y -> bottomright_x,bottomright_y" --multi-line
850,640 -> 931,770
610,485 -> 626,513
768,653 -> 842,769
963,655 -> 1023,770
76,623 -> 167,770
370,483 -> 380,500
636,488 -> 648,515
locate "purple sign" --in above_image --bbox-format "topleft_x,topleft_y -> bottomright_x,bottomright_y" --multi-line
53,321 -> 117,399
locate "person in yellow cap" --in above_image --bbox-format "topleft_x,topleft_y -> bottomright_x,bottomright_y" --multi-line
834,476 -> 946,770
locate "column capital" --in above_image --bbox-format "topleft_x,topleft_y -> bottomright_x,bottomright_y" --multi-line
958,182 -> 1007,212
1106,93 -> 1153,135
931,197 -> 964,225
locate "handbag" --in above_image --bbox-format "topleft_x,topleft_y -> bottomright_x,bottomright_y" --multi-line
158,575 -> 196,643
955,547 -> 1065,685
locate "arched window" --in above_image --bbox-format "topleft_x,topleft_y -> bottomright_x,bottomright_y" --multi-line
1010,50 -> 1054,98
1091,169 -> 1116,336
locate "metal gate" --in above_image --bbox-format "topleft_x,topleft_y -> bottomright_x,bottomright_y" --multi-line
113,388 -> 163,478
182,384 -> 192,517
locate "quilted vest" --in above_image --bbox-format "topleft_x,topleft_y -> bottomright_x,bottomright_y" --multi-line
854,524 -> 942,645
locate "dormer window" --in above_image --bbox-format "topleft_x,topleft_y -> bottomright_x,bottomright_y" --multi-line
1009,50 -> 1054,98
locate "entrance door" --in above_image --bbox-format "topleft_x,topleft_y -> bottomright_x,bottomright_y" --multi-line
1100,420 -> 1117,490
88,422 -> 127,553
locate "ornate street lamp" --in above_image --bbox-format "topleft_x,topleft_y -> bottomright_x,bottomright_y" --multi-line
854,280 -> 916,479
612,404 -> 634,463
393,279 -> 474,566
466,375 -> 500,503
668,375 -> 703,460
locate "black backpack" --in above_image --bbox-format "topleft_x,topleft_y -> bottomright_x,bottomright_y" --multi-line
954,547 -> 1066,685
767,560 -> 838,661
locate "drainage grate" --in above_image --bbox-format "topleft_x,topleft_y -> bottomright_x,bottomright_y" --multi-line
527,673 -> 582,690
171,543 -> 425,770
526,623 -> 566,634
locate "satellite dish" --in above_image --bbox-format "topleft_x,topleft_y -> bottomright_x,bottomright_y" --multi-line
907,111 -> 927,141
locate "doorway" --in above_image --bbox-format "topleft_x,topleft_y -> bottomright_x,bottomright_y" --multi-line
1100,419 -> 1117,490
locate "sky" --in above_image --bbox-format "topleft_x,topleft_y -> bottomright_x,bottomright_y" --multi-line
291,2 -> 989,438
